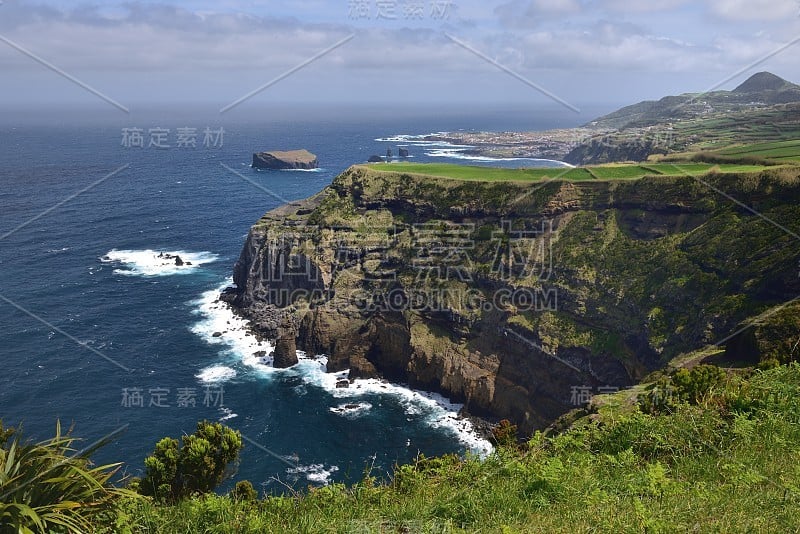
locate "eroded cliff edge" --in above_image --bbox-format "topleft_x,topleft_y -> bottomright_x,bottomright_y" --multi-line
222,165 -> 800,434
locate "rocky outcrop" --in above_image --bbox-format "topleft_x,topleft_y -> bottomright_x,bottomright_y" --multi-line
226,165 -> 800,435
564,138 -> 665,166
723,301 -> 800,366
273,315 -> 299,368
253,149 -> 318,170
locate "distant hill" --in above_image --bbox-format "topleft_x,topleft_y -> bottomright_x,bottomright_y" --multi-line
733,71 -> 797,93
565,72 -> 800,165
587,72 -> 800,130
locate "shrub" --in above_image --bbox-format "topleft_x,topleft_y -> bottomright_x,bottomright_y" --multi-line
671,364 -> 727,404
230,480 -> 258,502
639,364 -> 727,413
638,377 -> 679,415
138,421 -> 242,503
491,420 -> 519,448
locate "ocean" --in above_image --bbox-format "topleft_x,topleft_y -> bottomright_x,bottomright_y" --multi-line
0,103 -> 603,492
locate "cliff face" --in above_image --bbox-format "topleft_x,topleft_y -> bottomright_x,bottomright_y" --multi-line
224,165 -> 800,434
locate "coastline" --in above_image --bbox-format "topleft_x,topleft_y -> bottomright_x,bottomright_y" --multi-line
191,283 -> 495,458
375,128 -> 603,163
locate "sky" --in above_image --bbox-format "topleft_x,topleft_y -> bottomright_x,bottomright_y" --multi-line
1,0 -> 799,114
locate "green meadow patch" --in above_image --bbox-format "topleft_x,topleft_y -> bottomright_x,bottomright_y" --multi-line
363,161 -> 778,183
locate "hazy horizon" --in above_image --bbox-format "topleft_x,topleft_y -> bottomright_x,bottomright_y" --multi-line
2,0 -> 799,121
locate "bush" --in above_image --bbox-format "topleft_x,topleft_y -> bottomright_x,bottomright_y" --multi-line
491,420 -> 518,448
671,364 -> 727,404
639,364 -> 727,413
139,420 -> 243,503
230,480 -> 258,502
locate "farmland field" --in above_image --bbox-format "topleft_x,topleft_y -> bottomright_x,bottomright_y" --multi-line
715,139 -> 800,161
363,163 -> 588,181
363,161 -> 779,182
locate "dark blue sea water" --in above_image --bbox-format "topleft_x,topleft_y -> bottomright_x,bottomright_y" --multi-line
0,103 -> 603,492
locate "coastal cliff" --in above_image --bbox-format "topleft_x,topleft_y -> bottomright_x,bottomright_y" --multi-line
224,165 -> 800,434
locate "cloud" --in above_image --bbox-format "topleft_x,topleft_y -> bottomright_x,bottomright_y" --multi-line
1,0 -> 799,106
708,0 -> 799,21
602,0 -> 692,13
530,0 -> 582,14
511,23 -> 711,72
494,0 -> 583,29
0,3 -> 353,72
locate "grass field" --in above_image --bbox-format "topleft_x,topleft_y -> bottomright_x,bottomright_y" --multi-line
673,105 -> 800,153
363,162 -> 592,181
714,139 -> 800,162
362,161 -> 780,182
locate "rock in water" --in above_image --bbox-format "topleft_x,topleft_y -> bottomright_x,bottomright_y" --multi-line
273,315 -> 298,368
174,255 -> 184,266
252,149 -> 318,170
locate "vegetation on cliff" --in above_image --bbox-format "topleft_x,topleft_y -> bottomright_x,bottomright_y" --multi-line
6,358 -> 796,532
230,162 -> 800,435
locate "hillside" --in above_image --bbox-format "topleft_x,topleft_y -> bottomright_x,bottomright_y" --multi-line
587,72 -> 800,130
566,72 -> 800,165
223,164 -> 800,436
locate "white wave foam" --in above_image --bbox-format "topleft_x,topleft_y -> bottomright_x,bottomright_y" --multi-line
287,463 -> 340,485
296,358 -> 493,457
219,407 -> 238,421
329,402 -> 372,418
190,287 -> 275,379
375,133 -> 473,149
191,283 -> 494,456
251,166 -> 325,173
196,365 -> 236,383
375,132 -> 451,142
101,249 -> 218,277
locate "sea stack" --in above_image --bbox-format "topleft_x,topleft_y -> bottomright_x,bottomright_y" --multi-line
272,315 -> 298,368
252,149 -> 318,170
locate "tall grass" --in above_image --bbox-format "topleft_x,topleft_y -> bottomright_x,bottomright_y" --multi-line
0,422 -> 134,533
